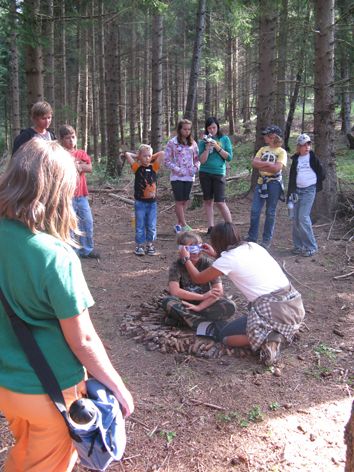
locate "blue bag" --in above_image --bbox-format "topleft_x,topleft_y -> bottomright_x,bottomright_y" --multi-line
69,379 -> 126,471
0,289 -> 127,472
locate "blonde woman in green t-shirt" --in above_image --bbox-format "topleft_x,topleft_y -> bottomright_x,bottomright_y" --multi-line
0,139 -> 134,472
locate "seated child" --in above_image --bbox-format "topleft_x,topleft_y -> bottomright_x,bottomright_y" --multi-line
59,124 -> 100,259
124,145 -> 164,256
12,101 -> 55,155
162,231 -> 236,328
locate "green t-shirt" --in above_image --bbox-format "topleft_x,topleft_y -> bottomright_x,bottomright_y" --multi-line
198,135 -> 233,176
0,219 -> 94,394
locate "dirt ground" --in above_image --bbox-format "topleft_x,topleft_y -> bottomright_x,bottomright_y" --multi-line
1,175 -> 353,472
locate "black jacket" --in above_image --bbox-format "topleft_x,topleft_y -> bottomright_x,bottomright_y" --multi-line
287,150 -> 325,200
12,128 -> 56,155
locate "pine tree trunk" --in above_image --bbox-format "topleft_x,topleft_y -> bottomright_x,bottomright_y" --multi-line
24,0 -> 44,112
274,0 -> 288,131
232,38 -> 238,125
313,0 -> 337,218
98,1 -> 107,156
55,0 -> 67,126
227,32 -> 234,135
105,24 -> 119,177
42,0 -> 55,113
90,0 -> 98,160
254,0 -> 277,152
129,23 -> 137,149
151,14 -> 163,152
184,0 -> 206,121
142,21 -> 149,143
117,29 -> 125,146
204,9 -> 211,120
164,48 -> 170,137
8,0 -> 20,139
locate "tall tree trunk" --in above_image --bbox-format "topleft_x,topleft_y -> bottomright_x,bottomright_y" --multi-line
129,22 -> 137,149
184,0 -> 206,121
105,23 -> 119,176
55,0 -> 67,126
42,0 -> 54,112
338,0 -> 352,133
284,6 -> 310,150
142,20 -> 150,143
23,0 -> 44,112
98,1 -> 107,156
274,0 -> 288,131
90,0 -> 98,160
151,14 -> 163,152
8,0 -> 20,139
164,49 -> 170,137
254,0 -> 277,152
227,31 -> 234,135
313,0 -> 337,217
204,9 -> 211,120
232,37 -> 239,125
117,29 -> 125,146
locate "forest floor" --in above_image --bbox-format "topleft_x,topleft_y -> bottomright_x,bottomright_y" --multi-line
0,171 -> 353,472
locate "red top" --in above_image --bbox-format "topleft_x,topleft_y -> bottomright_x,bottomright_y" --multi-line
72,149 -> 91,197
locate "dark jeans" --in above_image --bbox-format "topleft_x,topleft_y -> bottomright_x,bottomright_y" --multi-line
220,315 -> 247,338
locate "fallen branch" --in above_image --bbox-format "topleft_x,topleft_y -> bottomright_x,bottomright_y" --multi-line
188,398 -> 225,411
333,271 -> 354,280
108,193 -> 135,205
327,210 -> 338,240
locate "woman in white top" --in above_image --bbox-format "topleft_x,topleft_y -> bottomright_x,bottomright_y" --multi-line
287,133 -> 325,257
179,223 -> 305,365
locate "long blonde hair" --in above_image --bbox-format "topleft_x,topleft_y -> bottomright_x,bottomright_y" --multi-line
0,139 -> 78,243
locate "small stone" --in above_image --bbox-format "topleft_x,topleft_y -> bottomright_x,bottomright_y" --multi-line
333,328 -> 345,337
297,355 -> 306,361
146,342 -> 159,351
310,433 -> 316,442
297,425 -> 306,433
283,403 -> 293,410
273,367 -> 282,377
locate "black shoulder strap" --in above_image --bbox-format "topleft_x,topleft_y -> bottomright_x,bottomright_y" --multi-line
0,288 -> 80,439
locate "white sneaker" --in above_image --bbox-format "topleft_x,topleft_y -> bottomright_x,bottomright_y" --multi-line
174,224 -> 182,234
134,246 -> 145,256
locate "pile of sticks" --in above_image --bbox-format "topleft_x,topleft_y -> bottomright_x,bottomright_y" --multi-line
119,294 -> 253,360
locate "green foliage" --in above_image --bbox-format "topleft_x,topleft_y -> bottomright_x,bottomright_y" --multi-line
268,402 -> 280,411
159,430 -> 176,443
313,343 -> 337,361
216,411 -> 240,423
336,147 -> 354,182
247,405 -> 264,423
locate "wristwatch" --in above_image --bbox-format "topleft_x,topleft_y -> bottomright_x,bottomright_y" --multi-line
181,256 -> 190,265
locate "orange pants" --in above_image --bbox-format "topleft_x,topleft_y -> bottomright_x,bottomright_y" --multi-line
0,381 -> 86,472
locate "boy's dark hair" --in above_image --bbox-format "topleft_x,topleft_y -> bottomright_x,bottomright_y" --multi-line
177,119 -> 193,146
59,124 -> 76,139
205,117 -> 222,138
210,222 -> 243,257
31,101 -> 53,118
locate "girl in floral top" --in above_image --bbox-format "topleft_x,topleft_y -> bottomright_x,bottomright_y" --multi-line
164,119 -> 199,233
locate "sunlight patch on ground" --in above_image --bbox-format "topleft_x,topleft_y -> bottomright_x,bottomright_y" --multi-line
264,397 -> 351,471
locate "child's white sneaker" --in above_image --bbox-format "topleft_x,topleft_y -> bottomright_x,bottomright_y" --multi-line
134,246 -> 145,256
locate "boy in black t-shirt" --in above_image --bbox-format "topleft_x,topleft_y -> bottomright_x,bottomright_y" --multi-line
12,101 -> 56,155
124,145 -> 164,256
